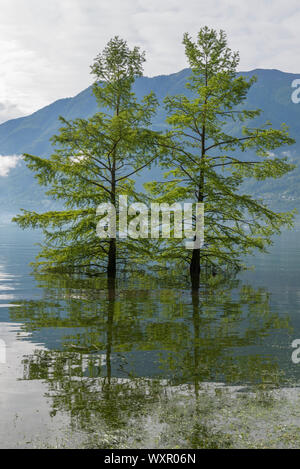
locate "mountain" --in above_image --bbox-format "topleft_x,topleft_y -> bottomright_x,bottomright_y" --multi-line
0,68 -> 299,219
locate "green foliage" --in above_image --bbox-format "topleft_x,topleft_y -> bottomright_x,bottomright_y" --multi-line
12,29 -> 297,283
146,27 -> 296,283
13,37 -> 162,276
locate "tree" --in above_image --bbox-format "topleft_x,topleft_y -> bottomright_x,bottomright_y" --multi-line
146,27 -> 296,289
13,37 -> 162,281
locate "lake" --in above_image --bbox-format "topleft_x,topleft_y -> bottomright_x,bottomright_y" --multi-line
1,222 -> 300,448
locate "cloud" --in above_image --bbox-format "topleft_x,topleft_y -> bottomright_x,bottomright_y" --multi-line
0,101 -> 25,124
0,155 -> 22,177
0,0 -> 300,120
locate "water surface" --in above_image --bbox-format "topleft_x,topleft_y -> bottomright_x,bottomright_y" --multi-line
0,223 -> 300,448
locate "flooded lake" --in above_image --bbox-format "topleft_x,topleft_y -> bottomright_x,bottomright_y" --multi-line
1,222 -> 300,448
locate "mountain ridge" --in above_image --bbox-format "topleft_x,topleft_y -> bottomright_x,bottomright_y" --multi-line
0,67 -> 300,219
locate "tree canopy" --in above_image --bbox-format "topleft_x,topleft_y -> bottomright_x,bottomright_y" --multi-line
13,29 -> 296,289
146,27 -> 296,289
13,37 -> 163,279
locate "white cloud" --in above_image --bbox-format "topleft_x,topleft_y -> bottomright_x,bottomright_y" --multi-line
0,101 -> 25,124
0,0 -> 300,119
0,155 -> 22,177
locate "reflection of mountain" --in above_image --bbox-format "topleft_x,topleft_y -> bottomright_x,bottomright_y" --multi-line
0,68 -> 300,215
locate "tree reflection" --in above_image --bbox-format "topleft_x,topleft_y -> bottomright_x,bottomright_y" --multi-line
9,273 -> 291,446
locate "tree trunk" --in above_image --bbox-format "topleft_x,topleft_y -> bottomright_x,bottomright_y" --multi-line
107,238 -> 116,280
108,140 -> 116,280
189,67 -> 207,290
190,248 -> 200,290
105,277 -> 115,387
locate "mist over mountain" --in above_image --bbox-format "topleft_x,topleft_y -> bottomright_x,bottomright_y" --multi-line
0,67 -> 299,220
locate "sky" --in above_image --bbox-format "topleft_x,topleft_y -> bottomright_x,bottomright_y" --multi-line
0,0 -> 300,123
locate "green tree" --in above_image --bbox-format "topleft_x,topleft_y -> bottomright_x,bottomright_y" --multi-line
13,36 -> 161,280
146,27 -> 296,289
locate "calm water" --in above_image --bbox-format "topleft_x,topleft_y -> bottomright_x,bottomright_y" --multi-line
0,222 -> 300,447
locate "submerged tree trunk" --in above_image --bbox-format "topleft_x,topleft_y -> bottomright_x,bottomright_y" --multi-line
103,277 -> 115,393
192,289 -> 200,399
